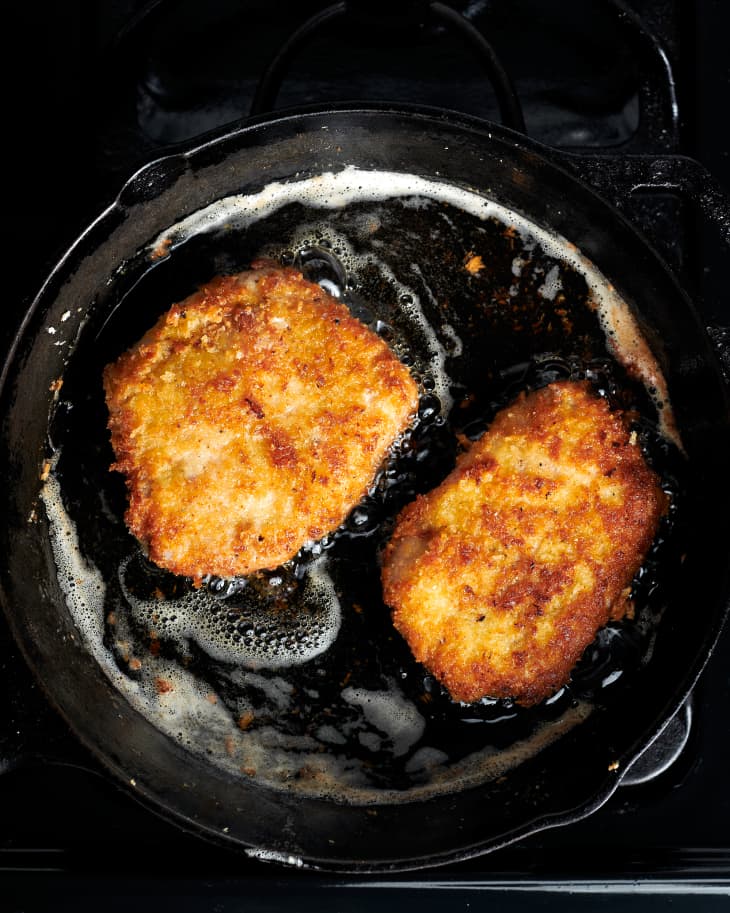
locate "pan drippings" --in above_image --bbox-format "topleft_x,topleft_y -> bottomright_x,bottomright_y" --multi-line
40,168 -> 685,804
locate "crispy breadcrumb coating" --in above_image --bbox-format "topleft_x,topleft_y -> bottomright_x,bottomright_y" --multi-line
381,380 -> 667,706
104,262 -> 418,581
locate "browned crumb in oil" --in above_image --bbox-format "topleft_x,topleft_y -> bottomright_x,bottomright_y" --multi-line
464,252 -> 485,274
151,237 -> 172,260
295,765 -> 328,783
238,711 -> 255,730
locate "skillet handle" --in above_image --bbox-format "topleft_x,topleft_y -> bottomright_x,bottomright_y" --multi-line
557,152 -> 730,247
620,698 -> 693,787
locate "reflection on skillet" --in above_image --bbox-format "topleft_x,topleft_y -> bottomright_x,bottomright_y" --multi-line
40,169 -> 685,803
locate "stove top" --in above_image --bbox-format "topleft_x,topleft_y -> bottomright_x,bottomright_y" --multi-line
3,1 -> 729,909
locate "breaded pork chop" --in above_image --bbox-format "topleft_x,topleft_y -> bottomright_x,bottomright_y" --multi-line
103,262 -> 418,581
381,380 -> 667,707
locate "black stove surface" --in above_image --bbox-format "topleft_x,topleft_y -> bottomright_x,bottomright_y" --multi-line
3,2 -> 729,910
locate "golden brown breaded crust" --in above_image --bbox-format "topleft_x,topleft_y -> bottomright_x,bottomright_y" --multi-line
381,380 -> 667,706
103,262 -> 418,581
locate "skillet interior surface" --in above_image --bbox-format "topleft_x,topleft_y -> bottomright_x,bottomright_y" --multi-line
1,107 -> 729,871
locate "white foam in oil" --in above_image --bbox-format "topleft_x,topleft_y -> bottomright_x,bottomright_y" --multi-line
119,554 -> 341,668
342,681 -> 426,758
40,466 -> 107,646
40,467 -> 271,743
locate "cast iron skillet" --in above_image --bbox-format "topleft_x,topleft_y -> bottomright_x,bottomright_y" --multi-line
1,105 -> 729,872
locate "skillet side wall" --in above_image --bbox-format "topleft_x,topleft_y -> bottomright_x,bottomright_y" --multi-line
1,108 -> 728,871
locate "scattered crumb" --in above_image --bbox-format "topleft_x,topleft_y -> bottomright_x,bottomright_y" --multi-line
464,253 -> 485,274
238,711 -> 255,730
